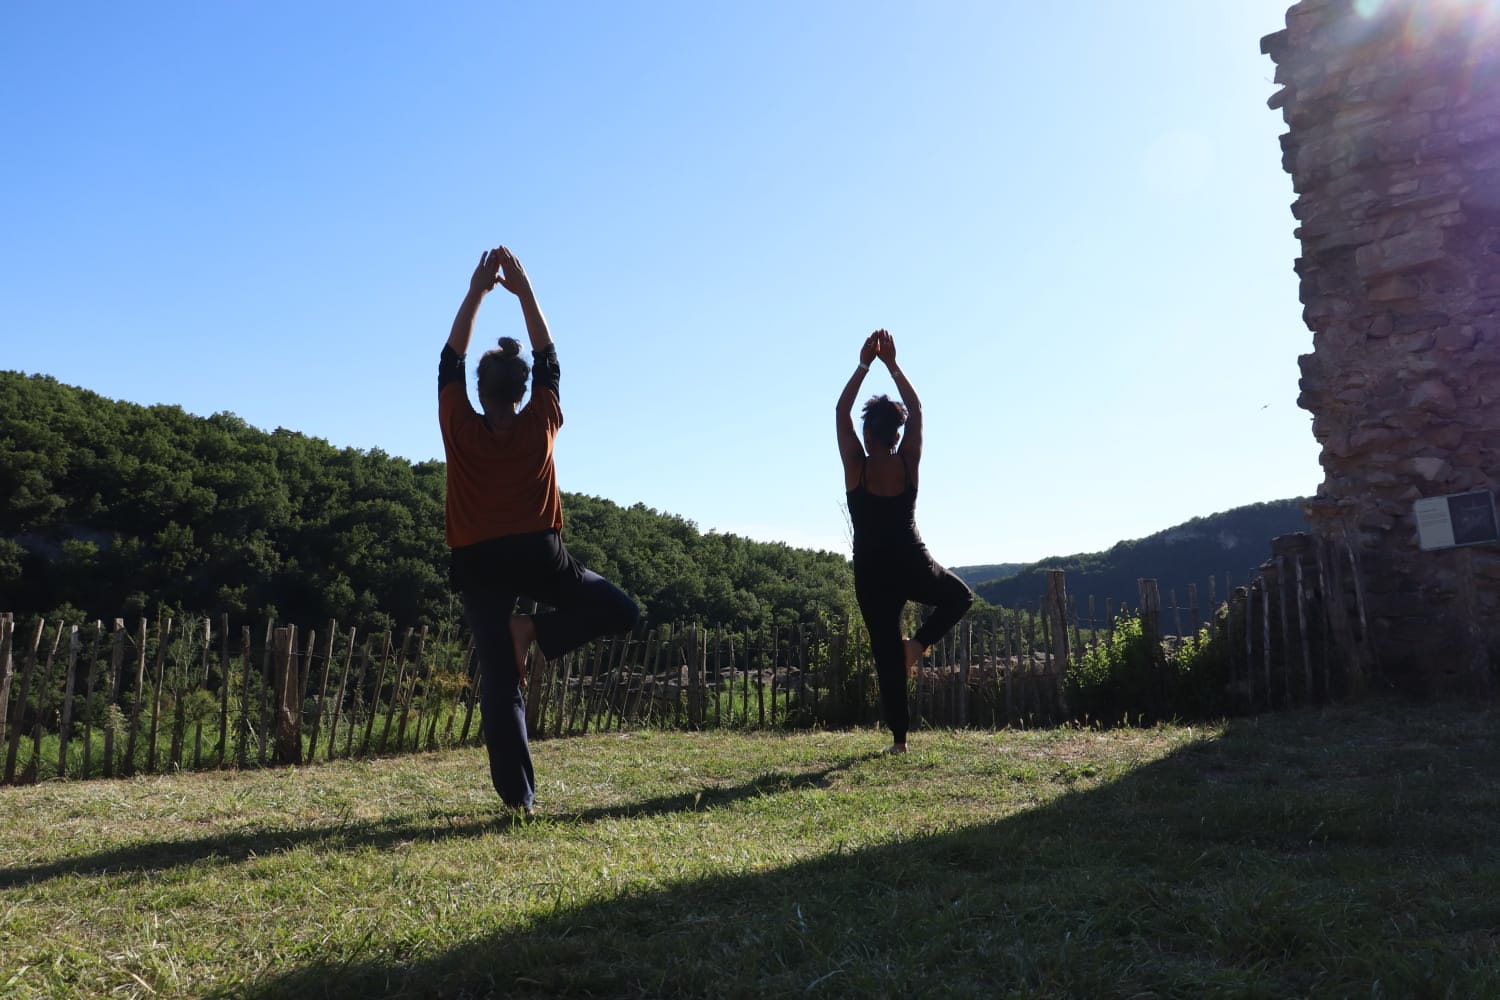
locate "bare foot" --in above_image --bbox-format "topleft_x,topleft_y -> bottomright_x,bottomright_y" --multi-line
902,638 -> 925,677
509,614 -> 536,683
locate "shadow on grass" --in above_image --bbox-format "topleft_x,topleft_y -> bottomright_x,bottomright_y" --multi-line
217,703 -> 1500,999
0,755 -> 879,890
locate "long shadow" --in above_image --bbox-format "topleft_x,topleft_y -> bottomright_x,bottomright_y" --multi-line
219,703 -> 1500,998
0,755 -> 879,890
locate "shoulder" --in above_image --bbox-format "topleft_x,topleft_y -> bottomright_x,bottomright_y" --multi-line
521,389 -> 562,428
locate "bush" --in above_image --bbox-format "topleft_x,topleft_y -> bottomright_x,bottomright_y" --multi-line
1066,615 -> 1230,726
1066,616 -> 1157,726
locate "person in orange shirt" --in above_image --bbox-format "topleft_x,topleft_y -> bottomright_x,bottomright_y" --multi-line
439,245 -> 638,813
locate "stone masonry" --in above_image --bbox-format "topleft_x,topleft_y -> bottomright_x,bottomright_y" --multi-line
1262,0 -> 1500,689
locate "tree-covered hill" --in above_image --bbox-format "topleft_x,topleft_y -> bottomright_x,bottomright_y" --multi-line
0,372 -> 852,632
971,499 -> 1310,612
949,563 -> 1024,587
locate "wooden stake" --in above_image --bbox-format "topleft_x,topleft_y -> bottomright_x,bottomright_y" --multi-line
123,619 -> 147,777
57,624 -> 82,779
327,627 -> 358,761
216,613 -> 231,767
308,621 -> 338,756
273,626 -> 301,765
81,621 -> 103,779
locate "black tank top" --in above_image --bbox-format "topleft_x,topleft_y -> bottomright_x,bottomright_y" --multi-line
846,457 -> 922,560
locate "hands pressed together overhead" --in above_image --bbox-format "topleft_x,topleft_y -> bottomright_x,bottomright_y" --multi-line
862,328 -> 897,367
470,246 -> 532,299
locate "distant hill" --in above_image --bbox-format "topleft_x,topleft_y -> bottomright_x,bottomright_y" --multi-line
950,563 -> 1025,587
972,499 -> 1309,613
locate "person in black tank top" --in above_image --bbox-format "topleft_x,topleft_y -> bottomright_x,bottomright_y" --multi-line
837,330 -> 973,754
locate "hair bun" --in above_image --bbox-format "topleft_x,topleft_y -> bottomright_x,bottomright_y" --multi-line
497,336 -> 521,357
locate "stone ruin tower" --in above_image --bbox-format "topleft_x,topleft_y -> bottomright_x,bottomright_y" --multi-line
1262,0 -> 1500,691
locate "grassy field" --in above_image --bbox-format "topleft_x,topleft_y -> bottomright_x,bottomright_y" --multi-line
2,699 -> 1499,998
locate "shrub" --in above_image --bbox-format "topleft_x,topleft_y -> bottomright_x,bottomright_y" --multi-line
1066,614 -> 1230,726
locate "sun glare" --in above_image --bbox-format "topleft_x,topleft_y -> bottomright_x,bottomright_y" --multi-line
1353,0 -> 1500,29
1346,0 -> 1500,78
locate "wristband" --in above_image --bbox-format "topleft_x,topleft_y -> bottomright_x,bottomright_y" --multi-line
857,362 -> 870,371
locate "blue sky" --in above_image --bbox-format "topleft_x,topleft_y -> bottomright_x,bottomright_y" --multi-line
1,1 -> 1317,565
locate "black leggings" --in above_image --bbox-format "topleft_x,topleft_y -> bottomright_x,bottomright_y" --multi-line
855,546 -> 973,744
460,530 -> 638,807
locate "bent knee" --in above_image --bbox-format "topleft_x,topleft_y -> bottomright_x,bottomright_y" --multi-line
611,593 -> 641,633
953,582 -> 975,611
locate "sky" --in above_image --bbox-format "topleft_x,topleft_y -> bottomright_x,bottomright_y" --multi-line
0,1 -> 1322,566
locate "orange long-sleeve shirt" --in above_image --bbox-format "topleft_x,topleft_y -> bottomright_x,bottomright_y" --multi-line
438,344 -> 563,548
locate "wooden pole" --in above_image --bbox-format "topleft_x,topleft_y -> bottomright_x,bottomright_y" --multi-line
1138,579 -> 1163,722
146,615 -> 175,774
457,638 -> 479,746
1046,571 -> 1071,707
1276,556 -> 1292,708
166,617 -> 190,771
309,621 -> 338,755
379,628 -> 414,751
216,613 -> 231,767
712,624 -> 723,729
1243,585 -> 1257,710
325,627 -> 357,761
397,626 -> 427,751
1002,616 -> 1014,726
612,638 -> 636,731
1342,531 -> 1375,696
768,626 -> 780,728
1295,557 -> 1313,705
439,630 -> 460,747
959,619 -> 972,729
273,626 -> 301,764
22,622 -> 63,782
1025,609 -> 1040,721
1313,538 -> 1337,700
103,620 -> 128,777
57,624 -> 83,779
751,629 -> 761,728
258,617 -> 275,766
257,617 -> 275,765
361,632 -> 392,755
349,633 -> 374,756
192,617 -> 212,768
237,625 -> 253,768
0,615 -> 12,759
123,619 -> 149,777
4,618 -> 44,781
81,621 -> 103,779
1261,583 -> 1273,713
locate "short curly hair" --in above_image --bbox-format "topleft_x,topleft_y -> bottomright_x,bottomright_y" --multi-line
861,394 -> 907,449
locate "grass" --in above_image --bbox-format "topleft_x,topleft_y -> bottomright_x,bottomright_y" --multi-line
2,699 -> 1499,998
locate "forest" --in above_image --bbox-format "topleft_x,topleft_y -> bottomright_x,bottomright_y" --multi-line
971,499 -> 1311,610
0,372 -> 855,633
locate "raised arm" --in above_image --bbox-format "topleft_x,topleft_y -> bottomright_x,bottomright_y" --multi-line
836,332 -> 881,488
446,247 -> 503,356
876,331 -> 922,472
495,246 -> 553,353
445,245 -> 553,359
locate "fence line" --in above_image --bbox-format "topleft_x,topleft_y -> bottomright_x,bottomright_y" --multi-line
1,547 -> 1362,785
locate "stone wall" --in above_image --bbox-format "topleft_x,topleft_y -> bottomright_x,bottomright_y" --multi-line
1262,0 -> 1500,689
